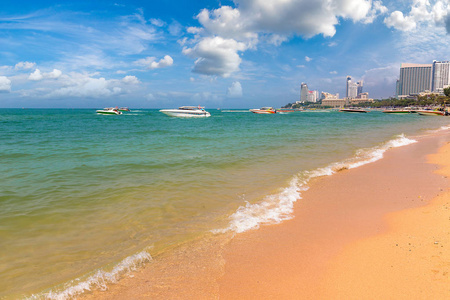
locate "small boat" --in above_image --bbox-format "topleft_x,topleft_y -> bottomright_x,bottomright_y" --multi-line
96,107 -> 122,115
276,108 -> 303,113
118,107 -> 130,112
159,106 -> 211,118
416,110 -> 445,116
339,108 -> 367,113
250,107 -> 277,114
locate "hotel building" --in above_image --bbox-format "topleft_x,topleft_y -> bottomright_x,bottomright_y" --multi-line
431,61 -> 450,93
396,63 -> 432,98
300,83 -> 309,103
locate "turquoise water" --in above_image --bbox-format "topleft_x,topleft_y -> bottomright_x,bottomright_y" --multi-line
0,109 -> 448,298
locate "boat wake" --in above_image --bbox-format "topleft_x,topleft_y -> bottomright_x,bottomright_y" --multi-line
213,134 -> 417,234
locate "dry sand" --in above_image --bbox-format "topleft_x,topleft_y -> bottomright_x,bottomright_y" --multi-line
218,133 -> 450,299
83,131 -> 450,299
320,141 -> 450,300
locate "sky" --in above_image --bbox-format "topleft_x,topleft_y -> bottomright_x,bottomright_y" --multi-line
0,0 -> 449,108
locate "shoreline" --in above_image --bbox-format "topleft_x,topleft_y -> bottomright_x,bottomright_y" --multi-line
80,129 -> 450,299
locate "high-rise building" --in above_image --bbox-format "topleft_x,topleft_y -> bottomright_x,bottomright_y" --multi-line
346,76 -> 351,98
307,90 -> 318,102
396,63 -> 432,97
431,61 -> 450,93
300,83 -> 309,102
357,80 -> 364,95
346,76 -> 358,98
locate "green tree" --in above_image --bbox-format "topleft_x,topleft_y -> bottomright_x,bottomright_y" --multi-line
444,87 -> 450,97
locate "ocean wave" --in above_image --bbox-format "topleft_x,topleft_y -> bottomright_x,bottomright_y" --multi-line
214,134 -> 417,234
28,251 -> 152,300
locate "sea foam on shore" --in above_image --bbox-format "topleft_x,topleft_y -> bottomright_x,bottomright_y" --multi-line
215,134 -> 417,234
29,251 -> 152,300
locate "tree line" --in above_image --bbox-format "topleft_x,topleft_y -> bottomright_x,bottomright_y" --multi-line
283,87 -> 450,109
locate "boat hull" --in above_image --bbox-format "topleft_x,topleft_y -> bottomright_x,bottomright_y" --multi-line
339,109 -> 367,113
159,110 -> 211,118
96,110 -> 122,115
417,110 -> 445,116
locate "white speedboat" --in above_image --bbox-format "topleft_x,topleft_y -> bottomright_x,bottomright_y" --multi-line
339,108 -> 367,113
159,106 -> 211,118
416,110 -> 445,116
250,107 -> 277,114
96,107 -> 122,115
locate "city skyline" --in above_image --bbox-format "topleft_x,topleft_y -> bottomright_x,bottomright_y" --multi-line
0,1 -> 449,108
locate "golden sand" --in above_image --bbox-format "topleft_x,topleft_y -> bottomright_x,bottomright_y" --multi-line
83,133 -> 450,299
321,142 -> 450,299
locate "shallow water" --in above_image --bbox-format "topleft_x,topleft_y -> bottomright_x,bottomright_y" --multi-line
0,108 -> 448,298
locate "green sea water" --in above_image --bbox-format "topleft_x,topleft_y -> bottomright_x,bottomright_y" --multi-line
0,108 -> 449,298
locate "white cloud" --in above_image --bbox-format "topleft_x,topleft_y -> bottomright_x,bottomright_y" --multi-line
384,11 -> 417,31
168,21 -> 183,36
182,36 -> 247,77
384,0 -> 450,33
0,76 -> 11,92
305,56 -> 312,62
227,81 -> 243,98
134,55 -> 174,69
29,69 -> 43,81
330,71 -> 338,74
122,75 -> 140,84
46,73 -> 123,98
196,0 -> 385,40
150,18 -> 166,27
29,68 -> 62,81
47,69 -> 62,79
15,61 -> 36,70
186,0 -> 386,77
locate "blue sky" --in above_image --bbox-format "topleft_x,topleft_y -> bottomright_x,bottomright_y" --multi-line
0,0 -> 449,108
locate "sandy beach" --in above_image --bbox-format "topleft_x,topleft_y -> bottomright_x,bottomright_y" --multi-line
83,130 -> 450,299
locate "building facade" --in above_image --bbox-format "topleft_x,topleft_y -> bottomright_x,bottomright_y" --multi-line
346,76 -> 360,98
397,63 -> 432,98
431,61 -> 450,93
307,90 -> 318,102
357,80 -> 364,95
300,83 -> 309,103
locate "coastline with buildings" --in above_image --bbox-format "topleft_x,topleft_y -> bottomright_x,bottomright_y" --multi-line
284,60 -> 450,111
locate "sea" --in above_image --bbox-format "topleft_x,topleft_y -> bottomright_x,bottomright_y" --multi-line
1,108 -> 449,299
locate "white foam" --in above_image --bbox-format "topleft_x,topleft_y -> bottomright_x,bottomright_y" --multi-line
214,134 -> 417,234
29,251 -> 152,300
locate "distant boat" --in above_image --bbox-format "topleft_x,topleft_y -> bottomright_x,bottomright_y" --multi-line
96,107 -> 122,115
118,107 -> 130,112
276,108 -> 303,113
416,110 -> 445,116
159,106 -> 211,118
250,107 -> 277,114
339,108 -> 367,113
382,109 -> 414,114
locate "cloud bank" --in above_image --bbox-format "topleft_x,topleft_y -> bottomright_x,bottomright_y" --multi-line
134,55 -> 174,70
0,76 -> 11,92
184,0 -> 388,77
384,0 -> 449,33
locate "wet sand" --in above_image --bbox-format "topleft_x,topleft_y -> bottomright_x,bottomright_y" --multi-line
83,131 -> 450,299
218,132 -> 449,299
